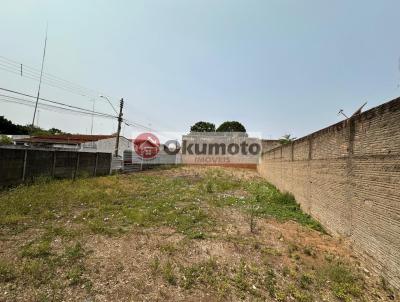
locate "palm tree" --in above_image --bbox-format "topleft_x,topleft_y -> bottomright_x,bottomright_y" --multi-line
279,134 -> 296,145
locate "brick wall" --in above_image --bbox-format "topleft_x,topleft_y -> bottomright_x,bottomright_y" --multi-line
258,97 -> 400,290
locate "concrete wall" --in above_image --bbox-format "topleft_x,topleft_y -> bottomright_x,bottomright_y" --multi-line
0,147 -> 112,187
82,137 -> 132,157
258,97 -> 400,290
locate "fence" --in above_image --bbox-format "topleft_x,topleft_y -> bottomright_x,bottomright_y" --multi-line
258,96 -> 400,290
0,146 -> 111,187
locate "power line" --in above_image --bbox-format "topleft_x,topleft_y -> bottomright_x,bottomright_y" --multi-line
0,95 -> 116,119
0,55 -> 103,96
0,55 -> 118,106
122,118 -> 181,141
0,87 -> 166,133
0,87 -> 117,118
0,62 -> 99,98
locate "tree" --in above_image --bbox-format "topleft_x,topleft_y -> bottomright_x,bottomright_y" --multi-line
0,135 -> 12,145
0,116 -> 29,134
0,116 -> 67,135
48,128 -> 63,135
190,121 -> 216,132
279,134 -> 296,145
216,121 -> 246,132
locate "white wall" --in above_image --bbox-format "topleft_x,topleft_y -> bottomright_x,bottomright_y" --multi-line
81,137 -> 132,156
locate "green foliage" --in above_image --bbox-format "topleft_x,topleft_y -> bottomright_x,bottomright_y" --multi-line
21,240 -> 52,258
64,242 -> 85,262
0,134 -> 12,144
0,116 -> 29,134
299,273 -> 314,289
0,260 -> 16,282
190,121 -> 216,132
319,263 -> 362,301
216,121 -> 246,132
244,183 -> 325,232
162,261 -> 177,285
0,116 -> 66,135
279,134 -> 296,145
48,127 -> 63,135
181,258 -> 218,289
265,269 -> 277,297
67,265 -> 85,286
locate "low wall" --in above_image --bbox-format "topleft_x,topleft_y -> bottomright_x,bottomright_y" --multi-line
0,147 -> 112,187
258,97 -> 400,290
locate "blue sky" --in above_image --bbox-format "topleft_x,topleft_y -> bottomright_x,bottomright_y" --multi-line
0,0 -> 399,139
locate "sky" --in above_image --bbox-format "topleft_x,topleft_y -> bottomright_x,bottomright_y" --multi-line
0,0 -> 399,140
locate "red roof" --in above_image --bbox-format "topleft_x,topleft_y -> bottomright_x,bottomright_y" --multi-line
15,134 -> 116,144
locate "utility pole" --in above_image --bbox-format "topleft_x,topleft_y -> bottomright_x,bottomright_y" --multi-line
115,98 -> 124,157
32,24 -> 48,129
90,98 -> 95,135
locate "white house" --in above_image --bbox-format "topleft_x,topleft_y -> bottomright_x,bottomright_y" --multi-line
14,134 -> 132,157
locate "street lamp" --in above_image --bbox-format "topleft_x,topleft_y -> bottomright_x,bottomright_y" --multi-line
99,95 -> 124,157
99,95 -> 118,115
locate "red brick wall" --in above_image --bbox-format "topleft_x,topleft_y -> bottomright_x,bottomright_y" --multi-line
258,97 -> 400,290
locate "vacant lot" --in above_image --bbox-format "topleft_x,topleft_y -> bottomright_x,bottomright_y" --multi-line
0,166 -> 396,301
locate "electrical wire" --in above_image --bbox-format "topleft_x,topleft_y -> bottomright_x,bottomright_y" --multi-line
0,96 -> 116,119
0,55 -> 118,106
0,87 -> 117,118
0,87 -> 166,133
0,55 -> 177,135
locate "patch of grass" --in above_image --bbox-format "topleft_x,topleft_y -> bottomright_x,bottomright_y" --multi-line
21,239 -> 52,258
67,264 -> 85,286
299,273 -> 313,289
150,257 -> 160,275
232,260 -> 249,292
200,170 -> 325,232
303,246 -> 317,258
0,166 -> 341,299
0,260 -> 16,282
292,289 -> 313,302
22,259 -> 52,286
181,258 -> 219,289
319,263 -> 363,301
160,243 -> 178,255
205,180 -> 214,193
247,184 -> 325,232
162,261 -> 177,285
265,269 -> 277,297
282,266 -> 290,277
64,242 -> 85,262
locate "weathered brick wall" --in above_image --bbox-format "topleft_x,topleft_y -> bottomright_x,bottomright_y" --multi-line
258,97 -> 400,290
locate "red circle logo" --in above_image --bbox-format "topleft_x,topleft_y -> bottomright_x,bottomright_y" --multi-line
133,132 -> 160,159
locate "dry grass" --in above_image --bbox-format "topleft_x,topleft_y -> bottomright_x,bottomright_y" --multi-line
0,166 -> 396,301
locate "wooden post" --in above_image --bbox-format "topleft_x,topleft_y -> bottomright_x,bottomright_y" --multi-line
51,151 -> 56,177
22,149 -> 28,181
109,153 -> 113,175
73,153 -> 80,180
94,153 -> 99,176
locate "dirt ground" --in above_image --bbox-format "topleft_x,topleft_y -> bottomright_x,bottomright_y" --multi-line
0,166 -> 397,301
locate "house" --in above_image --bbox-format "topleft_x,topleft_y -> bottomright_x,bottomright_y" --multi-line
13,134 -> 132,157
